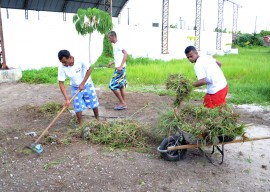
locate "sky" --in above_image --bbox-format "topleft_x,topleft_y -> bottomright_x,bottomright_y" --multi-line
119,0 -> 269,33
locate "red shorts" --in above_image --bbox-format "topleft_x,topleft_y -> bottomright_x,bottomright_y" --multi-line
204,85 -> 228,108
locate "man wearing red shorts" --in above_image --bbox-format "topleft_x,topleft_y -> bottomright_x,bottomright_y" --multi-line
184,46 -> 228,108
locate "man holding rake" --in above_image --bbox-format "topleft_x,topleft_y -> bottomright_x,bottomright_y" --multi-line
58,49 -> 99,127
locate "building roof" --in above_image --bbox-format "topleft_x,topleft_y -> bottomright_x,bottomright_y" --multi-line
0,0 -> 129,17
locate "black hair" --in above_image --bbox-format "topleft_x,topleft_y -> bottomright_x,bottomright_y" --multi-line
184,46 -> 197,54
58,50 -> 70,61
108,31 -> 117,37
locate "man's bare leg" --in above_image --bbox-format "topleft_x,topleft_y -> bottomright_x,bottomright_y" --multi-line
76,111 -> 83,127
112,90 -> 126,106
93,107 -> 99,120
119,87 -> 127,106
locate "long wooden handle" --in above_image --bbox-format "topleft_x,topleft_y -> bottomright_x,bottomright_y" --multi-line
167,136 -> 270,151
34,90 -> 80,144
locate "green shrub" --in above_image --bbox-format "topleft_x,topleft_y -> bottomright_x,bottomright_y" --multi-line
235,33 -> 264,47
259,30 -> 270,37
21,67 -> 58,84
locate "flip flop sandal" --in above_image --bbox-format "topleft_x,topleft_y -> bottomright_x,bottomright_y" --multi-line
114,106 -> 126,110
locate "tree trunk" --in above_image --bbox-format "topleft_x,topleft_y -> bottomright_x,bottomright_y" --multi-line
89,33 -> 92,63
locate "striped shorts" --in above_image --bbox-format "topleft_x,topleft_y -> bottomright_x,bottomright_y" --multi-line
109,68 -> 127,91
71,83 -> 99,112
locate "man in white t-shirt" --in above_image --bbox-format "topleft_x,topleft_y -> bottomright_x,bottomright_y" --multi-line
108,31 -> 128,110
184,46 -> 228,108
58,50 -> 99,126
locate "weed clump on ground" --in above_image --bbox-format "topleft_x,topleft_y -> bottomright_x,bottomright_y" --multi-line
20,102 -> 63,118
81,120 -> 151,151
40,102 -> 63,115
165,74 -> 193,106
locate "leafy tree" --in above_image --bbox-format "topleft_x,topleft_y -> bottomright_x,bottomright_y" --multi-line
73,8 -> 113,63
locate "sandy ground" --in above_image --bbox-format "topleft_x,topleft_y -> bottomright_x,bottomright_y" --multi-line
0,82 -> 270,192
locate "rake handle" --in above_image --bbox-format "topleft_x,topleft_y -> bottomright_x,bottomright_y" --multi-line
34,90 -> 80,144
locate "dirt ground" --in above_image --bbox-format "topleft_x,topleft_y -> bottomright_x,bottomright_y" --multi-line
0,82 -> 270,192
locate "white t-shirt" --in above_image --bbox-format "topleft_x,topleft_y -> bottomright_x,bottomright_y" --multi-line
194,55 -> 227,94
113,41 -> 126,68
58,59 -> 92,87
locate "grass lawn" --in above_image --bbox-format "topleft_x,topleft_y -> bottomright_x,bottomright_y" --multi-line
21,46 -> 270,105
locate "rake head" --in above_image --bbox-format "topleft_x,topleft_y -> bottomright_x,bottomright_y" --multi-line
30,143 -> 44,154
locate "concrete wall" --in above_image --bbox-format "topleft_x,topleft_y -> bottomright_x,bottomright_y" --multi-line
2,15 -> 232,70
112,25 -> 232,61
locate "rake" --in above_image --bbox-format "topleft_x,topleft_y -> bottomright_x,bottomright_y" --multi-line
28,90 -> 80,154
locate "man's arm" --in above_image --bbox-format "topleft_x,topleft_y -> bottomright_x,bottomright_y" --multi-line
216,60 -> 222,67
116,49 -> 128,71
108,61 -> 114,68
79,66 -> 92,91
59,81 -> 70,106
193,78 -> 207,87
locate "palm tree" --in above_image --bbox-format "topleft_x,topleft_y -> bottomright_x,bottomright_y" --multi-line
73,8 -> 113,63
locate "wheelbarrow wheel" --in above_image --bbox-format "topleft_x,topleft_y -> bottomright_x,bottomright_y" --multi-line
159,135 -> 187,161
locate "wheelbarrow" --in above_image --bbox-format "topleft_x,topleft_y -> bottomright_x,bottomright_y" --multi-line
157,125 -> 270,164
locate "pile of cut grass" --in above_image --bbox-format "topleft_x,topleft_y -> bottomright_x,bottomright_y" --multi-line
165,74 -> 193,106
160,104 -> 245,145
81,120 -> 152,151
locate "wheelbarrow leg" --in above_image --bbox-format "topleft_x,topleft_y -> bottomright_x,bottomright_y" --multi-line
198,147 -> 215,165
211,145 -> 215,154
199,144 -> 225,165
215,144 -> 225,164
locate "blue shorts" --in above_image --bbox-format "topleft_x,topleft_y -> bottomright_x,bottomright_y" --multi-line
109,68 -> 127,91
71,83 -> 99,113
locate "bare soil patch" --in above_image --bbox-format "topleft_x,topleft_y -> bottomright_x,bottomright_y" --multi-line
0,82 -> 270,192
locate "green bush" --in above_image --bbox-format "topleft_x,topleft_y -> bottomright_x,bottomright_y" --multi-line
21,67 -> 58,84
235,33 -> 264,47
259,30 -> 270,37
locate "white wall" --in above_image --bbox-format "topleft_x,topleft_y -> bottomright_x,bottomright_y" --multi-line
2,10 -> 231,70
112,25 -> 232,60
2,10 -> 104,70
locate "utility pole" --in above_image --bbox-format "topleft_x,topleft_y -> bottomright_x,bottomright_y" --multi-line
179,17 -> 183,29
127,8 -> 131,25
254,16 -> 257,33
0,7 -> 7,69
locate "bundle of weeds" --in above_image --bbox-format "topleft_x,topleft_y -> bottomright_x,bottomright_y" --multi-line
166,74 -> 193,106
82,120 -> 150,150
157,110 -> 181,139
160,104 -> 245,145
